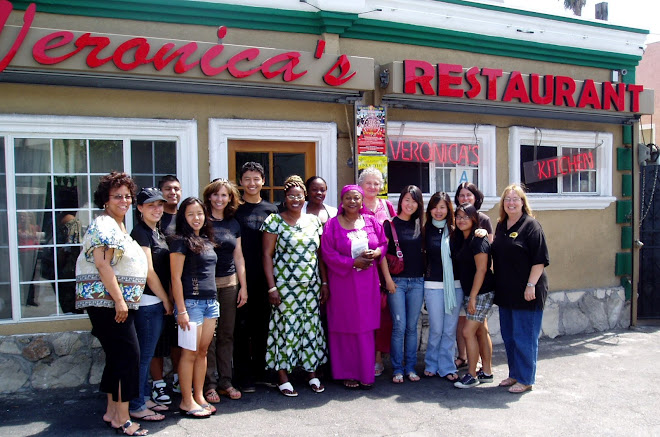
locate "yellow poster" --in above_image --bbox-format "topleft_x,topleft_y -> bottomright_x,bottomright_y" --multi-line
358,154 -> 389,198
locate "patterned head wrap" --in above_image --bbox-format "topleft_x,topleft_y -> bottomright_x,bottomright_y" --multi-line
283,175 -> 307,196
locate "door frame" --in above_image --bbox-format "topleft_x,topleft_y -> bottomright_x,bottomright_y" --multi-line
209,119 -> 338,207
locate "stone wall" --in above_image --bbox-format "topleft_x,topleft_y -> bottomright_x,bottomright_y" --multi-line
0,286 -> 631,393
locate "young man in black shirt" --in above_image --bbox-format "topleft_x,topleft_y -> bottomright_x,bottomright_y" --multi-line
234,162 -> 278,392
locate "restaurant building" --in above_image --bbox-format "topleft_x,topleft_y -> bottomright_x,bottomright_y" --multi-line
0,0 -> 653,390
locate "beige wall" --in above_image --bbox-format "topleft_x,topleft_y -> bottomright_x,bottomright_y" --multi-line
0,10 -> 624,333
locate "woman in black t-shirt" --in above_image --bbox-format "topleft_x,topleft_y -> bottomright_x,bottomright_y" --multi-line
170,197 -> 218,418
491,184 -> 549,394
451,203 -> 494,389
202,179 -> 247,402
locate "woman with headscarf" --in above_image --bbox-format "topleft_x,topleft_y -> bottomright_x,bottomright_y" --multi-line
322,185 -> 394,388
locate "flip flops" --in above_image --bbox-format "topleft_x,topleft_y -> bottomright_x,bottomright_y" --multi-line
308,377 -> 325,393
204,388 -> 221,404
278,381 -> 298,397
407,372 -> 421,382
498,377 -> 518,387
219,386 -> 242,400
178,407 -> 211,419
375,362 -> 385,377
392,374 -> 404,384
129,411 -> 165,422
344,379 -> 360,388
508,382 -> 533,394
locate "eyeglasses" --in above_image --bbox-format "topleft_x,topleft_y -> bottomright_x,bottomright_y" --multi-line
286,194 -> 305,201
111,194 -> 133,202
504,197 -> 522,203
455,215 -> 471,221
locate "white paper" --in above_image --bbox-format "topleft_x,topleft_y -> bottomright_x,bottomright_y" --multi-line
351,238 -> 368,259
178,322 -> 197,351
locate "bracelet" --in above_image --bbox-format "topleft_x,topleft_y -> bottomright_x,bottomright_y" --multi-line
268,286 -> 278,293
526,282 -> 536,288
177,311 -> 188,316
322,282 -> 328,285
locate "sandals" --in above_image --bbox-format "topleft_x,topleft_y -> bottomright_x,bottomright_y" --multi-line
392,374 -> 404,384
344,379 -> 360,389
375,362 -> 385,377
178,407 -> 211,419
129,411 -> 165,422
454,358 -> 468,369
219,386 -> 242,400
407,372 -> 421,382
498,377 -> 518,387
204,388 -> 221,404
508,382 -> 533,394
278,381 -> 298,397
442,373 -> 459,382
145,401 -> 168,412
200,403 -> 217,415
308,377 -> 325,393
423,370 -> 436,377
115,420 -> 148,436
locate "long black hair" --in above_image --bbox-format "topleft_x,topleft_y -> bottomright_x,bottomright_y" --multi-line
170,197 -> 215,254
451,202 -> 480,245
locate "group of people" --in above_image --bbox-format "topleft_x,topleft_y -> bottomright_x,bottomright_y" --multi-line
75,164 -> 549,436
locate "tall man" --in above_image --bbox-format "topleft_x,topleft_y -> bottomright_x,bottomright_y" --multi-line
150,175 -> 182,404
234,162 -> 278,392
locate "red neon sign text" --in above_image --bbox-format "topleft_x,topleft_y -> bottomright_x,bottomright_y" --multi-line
388,139 -> 479,166
523,150 -> 595,183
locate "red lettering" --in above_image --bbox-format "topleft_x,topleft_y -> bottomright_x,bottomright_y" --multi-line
584,150 -> 594,168
323,54 -> 355,86
602,82 -> 625,111
200,44 -> 227,76
470,144 -> 479,165
437,63 -> 463,98
151,41 -> 199,73
71,33 -> 112,68
502,71 -> 530,103
464,66 -> 481,99
576,79 -> 601,109
627,84 -> 643,112
402,141 -> 411,161
389,139 -> 402,160
113,38 -> 150,71
0,1 -> 35,72
314,39 -> 325,59
404,60 -> 435,95
554,76 -> 576,107
419,142 -> 433,162
458,145 -> 470,165
261,52 -> 306,81
448,143 -> 459,164
433,143 -> 445,164
530,73 -> 554,105
537,161 -> 550,180
32,31 -> 79,64
480,68 -> 503,100
227,48 -> 260,78
559,156 -> 570,175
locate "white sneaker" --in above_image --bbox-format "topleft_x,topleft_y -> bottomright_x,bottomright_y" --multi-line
151,380 -> 172,404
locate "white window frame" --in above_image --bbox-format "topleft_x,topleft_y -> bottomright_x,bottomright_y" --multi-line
208,119 -> 338,207
508,127 -> 614,210
386,122 -> 498,209
0,114 -> 198,323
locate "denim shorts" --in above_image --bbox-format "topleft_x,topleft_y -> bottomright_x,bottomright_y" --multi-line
176,298 -> 219,325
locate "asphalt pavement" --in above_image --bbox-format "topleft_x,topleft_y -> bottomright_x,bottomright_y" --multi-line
1,325 -> 660,436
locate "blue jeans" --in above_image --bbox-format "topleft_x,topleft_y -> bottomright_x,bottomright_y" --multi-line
499,306 -> 543,386
423,283 -> 463,376
388,277 -> 424,375
129,302 -> 164,412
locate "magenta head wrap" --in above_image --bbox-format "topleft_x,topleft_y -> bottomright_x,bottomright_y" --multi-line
338,184 -> 365,215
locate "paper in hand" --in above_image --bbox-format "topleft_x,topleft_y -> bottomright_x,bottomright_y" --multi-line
178,322 -> 197,351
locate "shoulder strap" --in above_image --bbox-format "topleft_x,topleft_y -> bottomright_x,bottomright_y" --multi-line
387,219 -> 403,259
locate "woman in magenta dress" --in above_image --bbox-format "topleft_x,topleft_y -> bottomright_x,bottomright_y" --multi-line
322,185 -> 394,388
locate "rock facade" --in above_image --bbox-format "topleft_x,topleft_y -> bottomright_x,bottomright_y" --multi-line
0,287 -> 630,393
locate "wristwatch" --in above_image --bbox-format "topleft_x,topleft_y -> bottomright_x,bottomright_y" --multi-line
526,282 -> 536,287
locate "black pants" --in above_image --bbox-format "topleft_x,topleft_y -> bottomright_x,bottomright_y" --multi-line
88,306 -> 140,402
233,275 -> 271,385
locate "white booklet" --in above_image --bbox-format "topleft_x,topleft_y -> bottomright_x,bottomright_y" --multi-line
178,323 -> 197,351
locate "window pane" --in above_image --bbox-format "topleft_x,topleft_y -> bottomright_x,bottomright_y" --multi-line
53,139 -> 87,173
15,176 -> 51,210
0,282 -> 10,319
56,281 -> 81,314
15,138 -> 50,174
90,140 -> 123,173
154,141 -> 177,174
54,176 -> 87,210
236,152 -> 269,186
131,140 -> 153,173
388,162 -> 430,193
520,144 -> 558,193
134,175 -> 155,192
273,153 -> 305,186
21,282 -> 57,318
0,138 -> 10,320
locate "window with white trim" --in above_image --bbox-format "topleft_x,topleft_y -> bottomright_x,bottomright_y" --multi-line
508,127 -> 614,211
385,122 -> 497,202
0,115 -> 198,323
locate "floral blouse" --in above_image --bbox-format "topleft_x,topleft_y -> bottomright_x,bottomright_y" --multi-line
75,215 -> 148,310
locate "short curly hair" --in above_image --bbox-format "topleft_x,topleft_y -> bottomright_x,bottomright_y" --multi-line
93,171 -> 137,209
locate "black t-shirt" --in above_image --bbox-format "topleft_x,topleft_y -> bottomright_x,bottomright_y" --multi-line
235,200 -> 278,275
424,222 -> 459,282
160,212 -> 177,237
478,211 -> 493,235
130,221 -> 170,296
491,213 -> 550,310
384,217 -> 424,278
211,217 -> 241,278
452,233 -> 494,295
169,237 -> 217,300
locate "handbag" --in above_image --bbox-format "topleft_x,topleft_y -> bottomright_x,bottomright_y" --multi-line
385,219 -> 404,275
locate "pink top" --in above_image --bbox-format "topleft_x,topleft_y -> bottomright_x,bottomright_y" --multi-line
363,198 -> 396,225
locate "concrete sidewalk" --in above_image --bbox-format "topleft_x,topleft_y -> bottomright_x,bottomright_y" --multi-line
1,326 -> 659,436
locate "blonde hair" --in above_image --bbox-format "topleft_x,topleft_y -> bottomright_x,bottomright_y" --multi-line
283,175 -> 307,196
498,183 -> 534,223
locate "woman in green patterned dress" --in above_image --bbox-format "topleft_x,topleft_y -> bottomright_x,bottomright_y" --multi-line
262,175 -> 328,397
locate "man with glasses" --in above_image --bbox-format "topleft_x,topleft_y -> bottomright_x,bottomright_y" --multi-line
234,162 -> 278,392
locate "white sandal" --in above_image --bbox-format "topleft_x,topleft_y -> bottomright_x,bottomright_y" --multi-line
308,377 -> 325,393
278,382 -> 298,397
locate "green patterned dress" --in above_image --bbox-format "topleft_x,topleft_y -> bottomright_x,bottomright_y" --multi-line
261,213 -> 327,372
